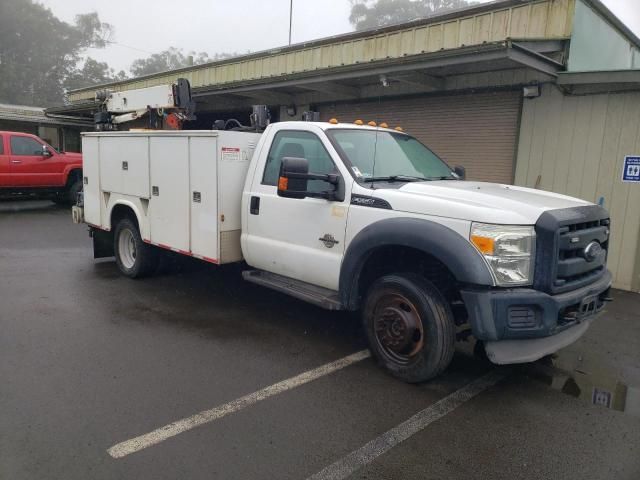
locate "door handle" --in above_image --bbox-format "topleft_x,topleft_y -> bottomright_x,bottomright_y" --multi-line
250,196 -> 260,215
11,160 -> 22,164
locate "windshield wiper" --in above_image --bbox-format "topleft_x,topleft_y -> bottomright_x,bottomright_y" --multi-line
427,175 -> 458,180
362,175 -> 426,183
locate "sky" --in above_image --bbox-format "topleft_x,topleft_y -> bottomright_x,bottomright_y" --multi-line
39,0 -> 640,74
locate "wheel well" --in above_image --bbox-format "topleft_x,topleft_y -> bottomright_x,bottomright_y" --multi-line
66,169 -> 82,186
355,246 -> 467,324
110,204 -> 139,231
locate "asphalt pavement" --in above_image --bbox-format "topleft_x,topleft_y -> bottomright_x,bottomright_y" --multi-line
1,200 -> 639,480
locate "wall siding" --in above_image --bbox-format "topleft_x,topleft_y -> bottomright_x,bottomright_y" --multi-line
515,85 -> 640,291
568,0 -> 640,71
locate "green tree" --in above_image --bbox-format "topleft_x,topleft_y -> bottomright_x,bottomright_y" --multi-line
65,58 -> 128,91
349,0 -> 476,30
130,47 -> 237,77
0,0 -> 113,106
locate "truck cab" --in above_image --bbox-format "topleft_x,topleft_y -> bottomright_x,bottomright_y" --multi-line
241,121 -> 611,380
75,121 -> 612,383
0,131 -> 83,203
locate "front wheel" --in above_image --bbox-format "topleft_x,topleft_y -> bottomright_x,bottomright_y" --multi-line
114,218 -> 157,278
67,178 -> 82,205
52,179 -> 83,206
362,273 -> 455,383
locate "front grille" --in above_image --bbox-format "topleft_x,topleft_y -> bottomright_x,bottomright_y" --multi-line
534,206 -> 610,295
555,219 -> 609,290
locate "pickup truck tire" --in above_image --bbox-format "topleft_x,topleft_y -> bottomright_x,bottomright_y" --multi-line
362,273 -> 455,383
114,218 -> 157,278
52,178 -> 82,206
67,178 -> 83,205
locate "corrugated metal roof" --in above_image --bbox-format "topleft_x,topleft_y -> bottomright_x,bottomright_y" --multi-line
0,103 -> 92,127
67,0 -> 577,102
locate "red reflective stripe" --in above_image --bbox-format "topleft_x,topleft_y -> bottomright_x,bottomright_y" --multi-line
149,242 -> 217,263
88,223 -> 109,231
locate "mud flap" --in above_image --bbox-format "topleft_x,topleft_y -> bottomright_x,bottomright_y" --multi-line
91,228 -> 114,259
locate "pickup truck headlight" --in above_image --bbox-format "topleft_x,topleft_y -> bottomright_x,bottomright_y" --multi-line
470,223 -> 536,286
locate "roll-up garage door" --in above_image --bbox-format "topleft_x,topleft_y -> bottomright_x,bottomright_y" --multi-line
319,90 -> 522,184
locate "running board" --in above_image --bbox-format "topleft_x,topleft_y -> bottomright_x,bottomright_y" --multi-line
242,270 -> 343,310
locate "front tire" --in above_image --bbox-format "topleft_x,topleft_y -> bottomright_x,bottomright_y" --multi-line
67,178 -> 82,205
52,178 -> 83,206
362,273 -> 455,383
114,218 -> 157,278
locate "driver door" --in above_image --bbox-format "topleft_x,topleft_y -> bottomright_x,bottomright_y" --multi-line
244,126 -> 351,291
0,135 -> 10,187
8,135 -> 54,187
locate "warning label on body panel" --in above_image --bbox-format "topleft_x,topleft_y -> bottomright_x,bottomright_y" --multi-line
221,147 -> 241,161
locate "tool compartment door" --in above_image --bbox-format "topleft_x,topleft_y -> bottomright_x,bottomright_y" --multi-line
81,136 -> 101,226
99,136 -> 150,198
189,136 -> 219,261
148,136 -> 190,252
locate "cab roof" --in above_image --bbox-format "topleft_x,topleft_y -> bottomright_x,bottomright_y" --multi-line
275,121 -> 407,134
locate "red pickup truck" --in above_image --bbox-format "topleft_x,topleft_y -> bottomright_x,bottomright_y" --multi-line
0,131 -> 83,204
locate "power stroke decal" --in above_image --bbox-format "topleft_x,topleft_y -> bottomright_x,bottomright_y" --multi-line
350,194 -> 392,210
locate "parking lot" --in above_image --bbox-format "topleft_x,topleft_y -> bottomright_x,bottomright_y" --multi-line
1,199 -> 639,480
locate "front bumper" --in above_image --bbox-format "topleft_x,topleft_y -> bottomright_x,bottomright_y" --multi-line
460,270 -> 612,363
484,318 -> 593,364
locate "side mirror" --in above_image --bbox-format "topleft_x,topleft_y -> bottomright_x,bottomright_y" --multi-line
278,157 -> 309,199
277,157 -> 342,201
41,145 -> 53,157
454,165 -> 466,180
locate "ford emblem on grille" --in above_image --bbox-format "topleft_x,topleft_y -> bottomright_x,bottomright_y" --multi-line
584,241 -> 603,262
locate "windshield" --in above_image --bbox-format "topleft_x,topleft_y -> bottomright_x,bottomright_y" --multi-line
326,129 -> 455,182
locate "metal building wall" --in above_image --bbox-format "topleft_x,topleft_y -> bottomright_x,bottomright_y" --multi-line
515,84 -> 640,291
319,90 -> 522,184
568,0 -> 640,71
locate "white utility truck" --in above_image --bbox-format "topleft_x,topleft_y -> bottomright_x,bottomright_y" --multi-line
73,121 -> 612,382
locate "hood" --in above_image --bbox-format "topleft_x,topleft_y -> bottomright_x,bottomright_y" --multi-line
60,151 -> 82,162
370,181 -> 592,225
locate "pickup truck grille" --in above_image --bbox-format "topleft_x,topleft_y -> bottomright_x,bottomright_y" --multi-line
534,206 -> 610,295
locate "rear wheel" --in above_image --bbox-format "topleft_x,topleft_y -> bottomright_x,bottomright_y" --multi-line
114,217 -> 157,278
362,273 -> 455,383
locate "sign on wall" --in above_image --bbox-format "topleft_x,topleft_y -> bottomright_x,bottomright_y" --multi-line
622,156 -> 640,183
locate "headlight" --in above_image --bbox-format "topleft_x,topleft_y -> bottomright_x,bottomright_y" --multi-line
470,223 -> 536,286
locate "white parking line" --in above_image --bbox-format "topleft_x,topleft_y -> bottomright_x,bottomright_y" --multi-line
107,349 -> 371,458
306,370 -> 506,480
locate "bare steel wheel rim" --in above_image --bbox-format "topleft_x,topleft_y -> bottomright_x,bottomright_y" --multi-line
118,228 -> 137,270
373,293 -> 425,365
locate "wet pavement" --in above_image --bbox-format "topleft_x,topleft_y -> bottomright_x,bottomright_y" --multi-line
1,200 -> 639,480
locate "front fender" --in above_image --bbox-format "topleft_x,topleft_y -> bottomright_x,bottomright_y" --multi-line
62,165 -> 82,184
339,217 -> 494,309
